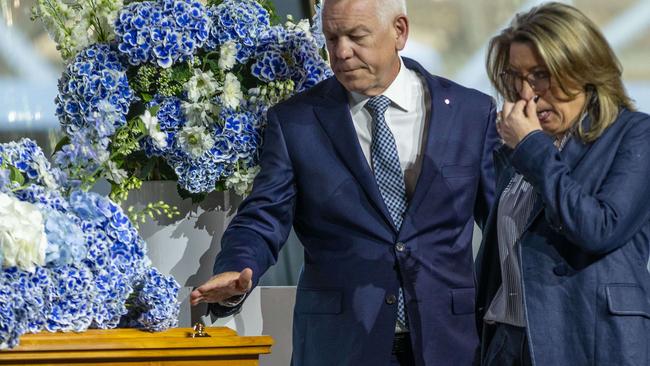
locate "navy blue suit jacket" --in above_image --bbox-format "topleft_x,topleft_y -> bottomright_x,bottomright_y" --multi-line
476,108 -> 650,365
212,58 -> 498,366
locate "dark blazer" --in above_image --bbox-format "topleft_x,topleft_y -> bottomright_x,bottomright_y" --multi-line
212,58 -> 498,366
476,108 -> 650,365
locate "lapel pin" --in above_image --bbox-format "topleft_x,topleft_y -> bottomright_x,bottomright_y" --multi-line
444,98 -> 450,105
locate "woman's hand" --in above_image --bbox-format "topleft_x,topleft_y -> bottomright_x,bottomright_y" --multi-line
497,96 -> 543,148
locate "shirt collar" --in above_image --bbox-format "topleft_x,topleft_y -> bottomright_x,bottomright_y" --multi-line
555,110 -> 588,151
348,57 -> 417,113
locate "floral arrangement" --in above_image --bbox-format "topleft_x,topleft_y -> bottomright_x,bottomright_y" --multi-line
0,139 -> 180,349
32,0 -> 332,207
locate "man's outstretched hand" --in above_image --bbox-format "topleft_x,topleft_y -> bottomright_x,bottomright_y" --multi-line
190,268 -> 253,306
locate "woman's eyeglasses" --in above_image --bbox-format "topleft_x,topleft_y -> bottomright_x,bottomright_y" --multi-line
499,69 -> 551,99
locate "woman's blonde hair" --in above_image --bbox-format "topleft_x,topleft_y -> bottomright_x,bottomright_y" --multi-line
486,2 -> 635,142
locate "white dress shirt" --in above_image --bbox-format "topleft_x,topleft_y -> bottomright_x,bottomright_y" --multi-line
347,57 -> 431,199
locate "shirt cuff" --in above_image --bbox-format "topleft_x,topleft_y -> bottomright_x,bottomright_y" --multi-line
217,293 -> 246,307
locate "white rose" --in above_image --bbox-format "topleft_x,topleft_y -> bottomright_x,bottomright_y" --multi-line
0,193 -> 47,272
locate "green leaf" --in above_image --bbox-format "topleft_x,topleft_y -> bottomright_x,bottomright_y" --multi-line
52,136 -> 71,155
215,180 -> 227,191
137,119 -> 147,135
205,60 -> 220,75
140,158 -> 157,180
149,104 -> 161,116
141,93 -> 153,102
9,166 -> 25,185
177,184 -> 206,203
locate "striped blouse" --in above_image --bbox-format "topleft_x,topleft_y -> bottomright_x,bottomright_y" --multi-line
484,131 -> 572,327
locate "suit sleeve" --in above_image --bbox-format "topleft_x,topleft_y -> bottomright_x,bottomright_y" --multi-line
474,98 -> 499,230
212,106 -> 297,298
510,114 -> 650,255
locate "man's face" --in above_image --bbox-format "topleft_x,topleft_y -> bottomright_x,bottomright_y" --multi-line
322,0 -> 408,96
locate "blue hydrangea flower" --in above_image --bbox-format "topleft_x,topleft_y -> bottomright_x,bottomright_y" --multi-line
0,139 -> 64,189
220,109 -> 263,161
56,44 -> 133,145
122,268 -> 179,331
142,96 -> 187,157
253,24 -> 333,93
14,184 -> 69,213
114,0 -> 211,68
0,274 -> 24,349
91,265 -> 131,328
52,132 -> 107,189
251,26 -> 291,82
82,226 -> 111,270
22,267 -> 52,333
43,210 -> 87,267
0,140 -> 180,349
45,266 -> 95,332
69,190 -> 109,227
205,0 -> 270,63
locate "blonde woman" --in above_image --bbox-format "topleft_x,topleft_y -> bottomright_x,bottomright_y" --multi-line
475,2 -> 650,365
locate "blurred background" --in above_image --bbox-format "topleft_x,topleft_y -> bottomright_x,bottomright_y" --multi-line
1,0 -> 648,285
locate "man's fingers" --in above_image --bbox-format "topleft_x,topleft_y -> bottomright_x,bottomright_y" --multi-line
237,268 -> 253,292
190,289 -> 204,306
189,271 -> 247,306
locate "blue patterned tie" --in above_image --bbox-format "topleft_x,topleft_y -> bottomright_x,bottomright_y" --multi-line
365,95 -> 409,330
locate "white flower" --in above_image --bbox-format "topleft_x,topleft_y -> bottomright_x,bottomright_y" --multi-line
294,19 -> 313,37
177,126 -> 215,159
225,166 -> 260,196
105,161 -> 128,184
70,17 -> 92,50
218,41 -> 237,71
33,0 -> 122,59
140,110 -> 158,130
34,154 -> 58,190
185,69 -> 220,102
182,100 -> 219,127
140,110 -> 168,149
0,192 -> 47,272
150,130 -> 167,149
221,73 -> 243,110
97,149 -> 110,164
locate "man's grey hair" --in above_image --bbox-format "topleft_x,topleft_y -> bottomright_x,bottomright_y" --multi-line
378,0 -> 408,22
322,0 -> 407,24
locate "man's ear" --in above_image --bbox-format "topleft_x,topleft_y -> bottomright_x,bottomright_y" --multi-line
394,14 -> 409,51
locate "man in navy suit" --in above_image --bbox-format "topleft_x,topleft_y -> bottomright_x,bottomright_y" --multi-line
190,0 -> 499,365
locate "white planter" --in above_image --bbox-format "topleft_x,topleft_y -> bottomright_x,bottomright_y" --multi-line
124,181 -> 249,327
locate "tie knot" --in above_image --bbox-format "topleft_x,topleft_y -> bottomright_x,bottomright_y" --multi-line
365,95 -> 391,116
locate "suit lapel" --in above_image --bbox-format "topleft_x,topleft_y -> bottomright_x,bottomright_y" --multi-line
404,61 -> 455,218
313,79 -> 396,230
494,144 -> 516,201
